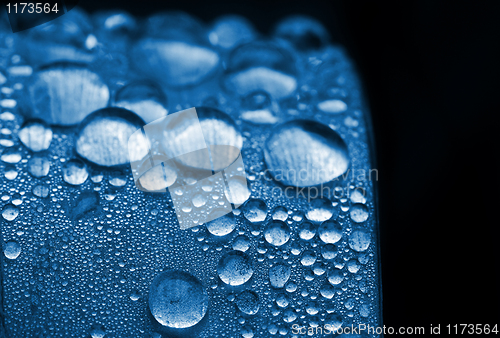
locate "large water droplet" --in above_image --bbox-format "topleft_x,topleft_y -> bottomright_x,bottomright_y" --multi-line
318,220 -> 343,244
269,263 -> 291,288
242,199 -> 267,223
27,155 -> 50,178
62,159 -> 89,185
2,204 -> 19,221
76,107 -> 148,167
4,240 -> 21,259
149,270 -> 208,329
235,290 -> 260,315
114,81 -> 168,124
18,120 -> 52,152
224,42 -> 297,99
348,229 -> 371,252
205,212 -> 236,236
264,220 -> 290,246
217,250 -> 253,286
25,63 -> 109,125
264,120 -> 349,187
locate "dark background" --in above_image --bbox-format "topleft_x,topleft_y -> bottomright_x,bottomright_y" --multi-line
79,0 -> 500,332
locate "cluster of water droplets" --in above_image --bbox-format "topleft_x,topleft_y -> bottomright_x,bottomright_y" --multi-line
0,8 -> 379,338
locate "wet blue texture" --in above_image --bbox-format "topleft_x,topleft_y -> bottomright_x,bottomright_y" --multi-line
0,10 -> 381,338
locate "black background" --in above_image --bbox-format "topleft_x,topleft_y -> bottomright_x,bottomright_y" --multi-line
78,0 -> 500,332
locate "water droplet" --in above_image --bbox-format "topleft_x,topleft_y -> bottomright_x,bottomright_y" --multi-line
2,204 -> 19,221
269,263 -> 291,288
217,250 -> 253,286
283,309 -> 297,323
317,99 -> 348,114
272,206 -> 288,221
300,250 -> 316,266
4,169 -> 18,180
242,199 -> 267,223
76,107 -> 147,167
264,120 -> 349,187
18,120 -> 52,152
71,191 -> 99,220
4,240 -> 21,259
350,203 -> 369,223
32,184 -> 50,198
109,171 -> 128,187
137,163 -> 177,191
324,313 -> 343,331
264,220 -> 290,246
209,15 -> 255,50
350,187 -> 367,204
25,63 -> 109,125
1,150 -> 21,164
205,212 -> 236,236
149,270 -> 208,328
273,15 -> 330,51
114,81 -> 168,124
235,290 -> 259,315
89,323 -> 106,338
319,283 -> 335,299
62,159 -> 88,185
346,259 -> 360,273
318,220 -> 342,244
240,91 -> 278,124
240,325 -> 254,338
321,244 -> 338,260
224,176 -> 250,205
132,38 -> 219,87
224,42 -> 297,99
348,229 -> 371,252
27,155 -> 50,178
233,235 -> 251,252
327,268 -> 344,285
298,221 -> 316,240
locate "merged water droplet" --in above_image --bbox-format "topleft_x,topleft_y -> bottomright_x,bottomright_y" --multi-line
18,120 -> 52,152
76,107 -> 148,167
149,270 -> 208,329
264,120 -> 350,187
4,240 -> 21,259
318,220 -> 343,244
25,63 -> 109,125
268,263 -> 291,288
205,212 -> 236,236
62,159 -> 89,186
235,290 -> 260,315
114,81 -> 168,124
348,229 -> 371,252
223,42 -> 297,99
217,250 -> 253,286
263,220 -> 291,246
